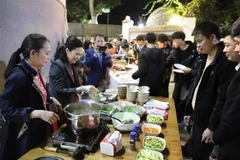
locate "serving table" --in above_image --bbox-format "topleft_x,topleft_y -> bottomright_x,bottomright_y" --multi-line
109,68 -> 139,90
20,97 -> 183,160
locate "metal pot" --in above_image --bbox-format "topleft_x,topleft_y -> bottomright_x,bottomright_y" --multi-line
63,101 -> 102,135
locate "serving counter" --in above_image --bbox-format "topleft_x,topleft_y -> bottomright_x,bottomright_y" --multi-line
20,97 -> 183,160
109,68 -> 139,90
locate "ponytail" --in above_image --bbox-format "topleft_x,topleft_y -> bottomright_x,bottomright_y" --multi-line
4,48 -> 23,79
3,33 -> 48,79
54,45 -> 67,61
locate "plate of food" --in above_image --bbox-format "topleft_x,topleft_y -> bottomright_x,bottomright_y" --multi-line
137,149 -> 164,160
101,104 -> 121,120
143,136 -> 166,152
146,114 -> 164,125
123,105 -> 146,117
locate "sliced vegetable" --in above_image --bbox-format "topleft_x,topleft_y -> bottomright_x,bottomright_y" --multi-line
143,137 -> 165,151
102,105 -> 120,114
147,114 -> 164,124
143,127 -> 159,134
124,106 -> 134,112
137,149 -> 162,160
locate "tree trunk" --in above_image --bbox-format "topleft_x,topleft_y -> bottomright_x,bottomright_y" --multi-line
89,0 -> 97,24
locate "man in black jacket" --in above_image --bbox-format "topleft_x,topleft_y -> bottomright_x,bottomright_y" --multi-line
132,33 -> 165,96
211,18 -> 240,160
183,21 -> 236,160
168,31 -> 197,122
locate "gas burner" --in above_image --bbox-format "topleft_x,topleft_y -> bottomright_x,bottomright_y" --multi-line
52,121 -> 110,152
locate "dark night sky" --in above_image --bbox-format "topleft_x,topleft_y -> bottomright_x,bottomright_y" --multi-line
98,0 -> 162,25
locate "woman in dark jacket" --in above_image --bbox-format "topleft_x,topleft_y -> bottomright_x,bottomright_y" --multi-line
0,33 -> 61,160
132,33 -> 165,96
49,36 -> 98,125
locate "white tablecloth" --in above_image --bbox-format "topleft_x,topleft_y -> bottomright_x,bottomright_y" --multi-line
109,71 -> 139,89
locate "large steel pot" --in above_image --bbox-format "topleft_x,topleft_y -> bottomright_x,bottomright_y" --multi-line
63,101 -> 102,135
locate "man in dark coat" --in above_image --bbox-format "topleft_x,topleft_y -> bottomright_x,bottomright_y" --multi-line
132,33 -> 165,96
157,34 -> 174,98
183,21 -> 237,160
85,34 -> 112,91
167,31 -> 198,121
211,18 -> 240,160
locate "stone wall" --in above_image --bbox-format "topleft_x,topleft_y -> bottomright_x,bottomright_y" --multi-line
68,23 -> 122,41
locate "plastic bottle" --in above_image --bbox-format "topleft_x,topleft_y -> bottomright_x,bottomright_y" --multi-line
130,131 -> 136,151
134,123 -> 140,141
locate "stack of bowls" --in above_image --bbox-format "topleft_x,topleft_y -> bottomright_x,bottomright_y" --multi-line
128,85 -> 139,91
117,85 -> 127,98
138,86 -> 150,105
126,86 -> 139,102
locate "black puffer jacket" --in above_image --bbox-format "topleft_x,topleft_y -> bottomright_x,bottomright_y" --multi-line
132,48 -> 166,96
185,42 -> 237,129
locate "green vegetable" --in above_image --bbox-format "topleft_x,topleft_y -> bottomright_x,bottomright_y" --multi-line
137,149 -> 162,160
124,106 -> 133,112
93,93 -> 101,98
147,115 -> 164,123
102,105 -> 119,114
143,137 -> 165,150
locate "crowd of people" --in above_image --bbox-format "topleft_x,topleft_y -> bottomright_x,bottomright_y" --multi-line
1,17 -> 240,159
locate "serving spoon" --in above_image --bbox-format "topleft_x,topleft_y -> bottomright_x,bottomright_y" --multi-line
101,112 -> 134,124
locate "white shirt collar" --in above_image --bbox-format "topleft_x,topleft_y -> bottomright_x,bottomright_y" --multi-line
235,63 -> 240,71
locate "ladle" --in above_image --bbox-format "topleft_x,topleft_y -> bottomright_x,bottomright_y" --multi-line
101,112 -> 134,124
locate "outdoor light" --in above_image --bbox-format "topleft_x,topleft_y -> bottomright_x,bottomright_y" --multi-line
138,23 -> 144,28
102,8 -> 110,13
169,15 -> 184,26
102,8 -> 110,41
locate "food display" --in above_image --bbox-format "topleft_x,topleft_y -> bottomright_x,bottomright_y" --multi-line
137,149 -> 163,160
111,112 -> 140,131
102,104 -> 121,114
147,114 -> 164,125
123,105 -> 145,117
143,136 -> 166,152
90,93 -> 102,102
111,101 -> 146,117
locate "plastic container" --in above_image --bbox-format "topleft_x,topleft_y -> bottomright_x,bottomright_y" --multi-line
143,136 -> 166,152
141,123 -> 161,136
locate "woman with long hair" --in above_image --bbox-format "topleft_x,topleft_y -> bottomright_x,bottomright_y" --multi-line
0,33 -> 62,160
49,36 -> 98,120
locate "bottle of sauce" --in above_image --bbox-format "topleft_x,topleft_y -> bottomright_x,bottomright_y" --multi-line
129,131 -> 136,151
134,123 -> 140,141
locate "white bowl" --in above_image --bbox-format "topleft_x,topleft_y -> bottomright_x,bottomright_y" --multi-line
137,149 -> 164,160
143,136 -> 166,152
139,86 -> 150,91
141,123 -> 161,136
147,114 -> 164,125
111,112 -> 140,131
89,93 -> 103,102
122,105 -> 146,117
101,104 -> 121,120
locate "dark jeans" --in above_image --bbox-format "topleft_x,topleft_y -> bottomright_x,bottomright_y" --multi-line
218,152 -> 233,160
184,124 -> 214,160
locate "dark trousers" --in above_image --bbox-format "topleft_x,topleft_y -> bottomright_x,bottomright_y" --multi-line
218,152 -> 233,160
184,124 -> 214,160
160,68 -> 171,97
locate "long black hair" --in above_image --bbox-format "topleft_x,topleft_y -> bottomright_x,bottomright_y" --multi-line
54,35 -> 83,61
4,33 -> 49,79
83,39 -> 92,50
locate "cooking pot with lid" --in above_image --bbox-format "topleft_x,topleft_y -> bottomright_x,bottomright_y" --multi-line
63,101 -> 102,135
